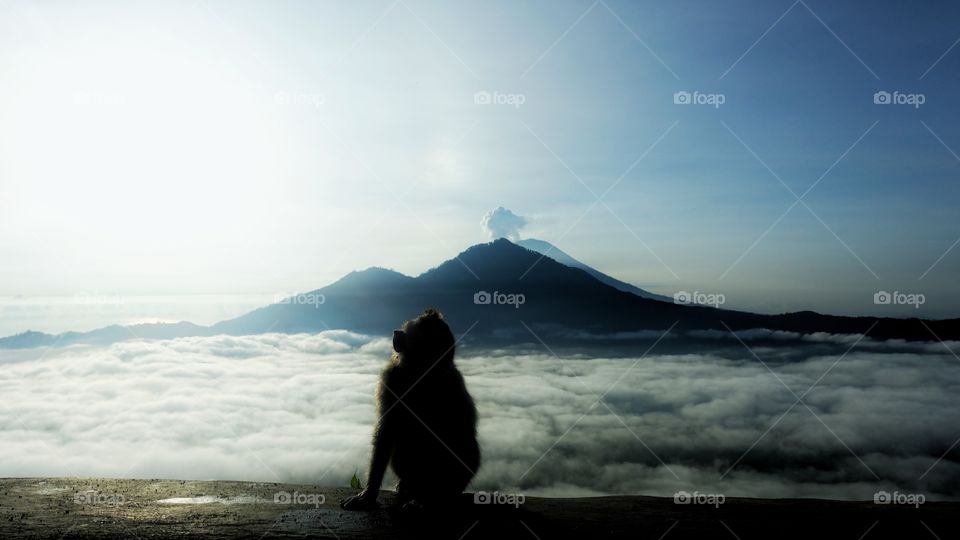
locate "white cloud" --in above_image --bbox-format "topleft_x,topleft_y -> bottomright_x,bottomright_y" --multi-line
480,207 -> 527,240
1,332 -> 958,500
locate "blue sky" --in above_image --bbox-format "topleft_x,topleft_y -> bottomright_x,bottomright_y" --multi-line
1,0 -> 959,318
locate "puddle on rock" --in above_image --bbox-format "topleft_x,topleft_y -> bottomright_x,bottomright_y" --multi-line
157,495 -> 263,505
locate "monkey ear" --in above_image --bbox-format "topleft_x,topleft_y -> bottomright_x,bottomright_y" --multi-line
392,330 -> 406,353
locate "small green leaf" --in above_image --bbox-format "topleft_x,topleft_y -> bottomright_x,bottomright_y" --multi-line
350,472 -> 362,489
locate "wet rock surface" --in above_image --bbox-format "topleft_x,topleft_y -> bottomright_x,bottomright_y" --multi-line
0,478 -> 956,539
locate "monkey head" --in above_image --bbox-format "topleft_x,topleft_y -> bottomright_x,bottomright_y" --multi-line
392,308 -> 456,369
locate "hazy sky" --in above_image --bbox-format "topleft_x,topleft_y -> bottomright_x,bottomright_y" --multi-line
1,0 -> 959,318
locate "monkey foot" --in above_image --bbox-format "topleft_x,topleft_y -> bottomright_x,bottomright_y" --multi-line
400,499 -> 426,512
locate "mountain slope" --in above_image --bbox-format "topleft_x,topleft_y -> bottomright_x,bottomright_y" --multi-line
516,238 -> 672,302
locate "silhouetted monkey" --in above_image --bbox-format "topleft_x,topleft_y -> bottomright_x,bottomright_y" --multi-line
341,309 -> 480,510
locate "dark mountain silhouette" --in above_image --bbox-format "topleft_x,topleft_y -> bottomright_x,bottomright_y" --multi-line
2,239 -> 959,348
516,238 -> 672,302
210,239 -> 959,342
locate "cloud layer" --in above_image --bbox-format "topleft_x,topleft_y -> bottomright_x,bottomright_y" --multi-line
1,331 -> 958,500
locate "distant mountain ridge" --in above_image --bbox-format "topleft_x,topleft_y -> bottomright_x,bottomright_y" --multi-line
3,239 -> 960,348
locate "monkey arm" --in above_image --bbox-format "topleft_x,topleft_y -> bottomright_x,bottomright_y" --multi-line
364,377 -> 398,494
341,370 -> 398,510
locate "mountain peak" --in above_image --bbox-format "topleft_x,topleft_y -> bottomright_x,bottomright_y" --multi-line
460,237 -> 524,254
419,238 -> 560,283
329,267 -> 412,289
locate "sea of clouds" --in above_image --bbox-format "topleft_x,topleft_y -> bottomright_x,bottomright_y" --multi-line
0,330 -> 958,500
